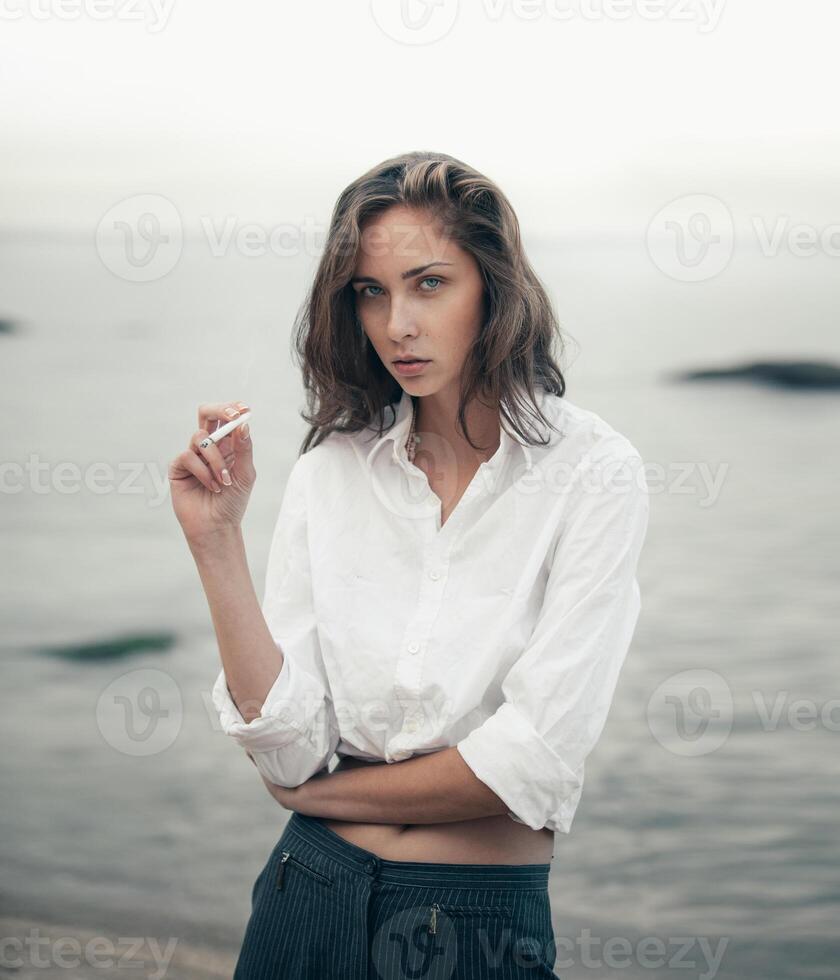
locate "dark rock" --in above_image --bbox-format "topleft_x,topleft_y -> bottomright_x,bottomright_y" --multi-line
673,359 -> 840,390
37,631 -> 177,661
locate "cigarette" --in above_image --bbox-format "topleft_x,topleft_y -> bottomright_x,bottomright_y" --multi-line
198,411 -> 252,450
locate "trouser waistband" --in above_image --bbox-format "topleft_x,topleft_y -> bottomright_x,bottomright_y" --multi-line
285,812 -> 551,890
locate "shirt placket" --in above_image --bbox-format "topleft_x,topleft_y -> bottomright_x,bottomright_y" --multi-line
386,470 -> 489,761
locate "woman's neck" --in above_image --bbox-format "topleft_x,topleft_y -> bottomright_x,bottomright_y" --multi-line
413,390 -> 501,465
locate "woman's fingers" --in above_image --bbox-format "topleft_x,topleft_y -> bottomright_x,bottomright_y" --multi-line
170,448 -> 222,494
208,432 -> 235,458
191,429 -> 233,486
197,400 -> 250,435
174,401 -> 249,498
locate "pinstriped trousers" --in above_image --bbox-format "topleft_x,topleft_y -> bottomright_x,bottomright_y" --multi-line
233,811 -> 561,979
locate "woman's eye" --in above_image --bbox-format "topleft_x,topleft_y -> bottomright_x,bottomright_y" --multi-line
359,278 -> 441,297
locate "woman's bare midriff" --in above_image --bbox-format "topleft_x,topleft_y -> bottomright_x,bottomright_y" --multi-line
317,756 -> 555,864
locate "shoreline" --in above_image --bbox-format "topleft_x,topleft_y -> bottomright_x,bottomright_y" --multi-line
0,914 -> 237,979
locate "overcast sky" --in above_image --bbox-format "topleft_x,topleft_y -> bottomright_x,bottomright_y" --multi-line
1,0 -> 837,235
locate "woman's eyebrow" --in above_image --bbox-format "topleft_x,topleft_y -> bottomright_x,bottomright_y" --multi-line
351,261 -> 455,285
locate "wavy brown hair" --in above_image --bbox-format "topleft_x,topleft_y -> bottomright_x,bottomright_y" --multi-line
292,150 -> 567,455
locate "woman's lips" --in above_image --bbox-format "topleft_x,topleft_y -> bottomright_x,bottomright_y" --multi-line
393,359 -> 430,376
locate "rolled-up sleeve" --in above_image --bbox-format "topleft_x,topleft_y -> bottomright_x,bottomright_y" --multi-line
211,453 -> 340,787
456,445 -> 650,833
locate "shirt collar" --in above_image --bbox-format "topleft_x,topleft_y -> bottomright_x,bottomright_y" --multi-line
363,386 -> 540,473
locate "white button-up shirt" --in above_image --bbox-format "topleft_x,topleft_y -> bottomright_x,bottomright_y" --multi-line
212,385 -> 650,833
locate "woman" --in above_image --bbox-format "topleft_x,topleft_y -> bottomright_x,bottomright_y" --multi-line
169,151 -> 649,978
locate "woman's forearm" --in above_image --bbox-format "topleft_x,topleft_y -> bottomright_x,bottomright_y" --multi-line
262,748 -> 507,825
189,528 -> 283,725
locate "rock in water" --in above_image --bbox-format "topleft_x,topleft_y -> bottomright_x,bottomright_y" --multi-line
37,632 -> 177,661
674,359 -> 840,390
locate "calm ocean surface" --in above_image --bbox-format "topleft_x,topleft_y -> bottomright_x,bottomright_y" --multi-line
2,236 -> 838,978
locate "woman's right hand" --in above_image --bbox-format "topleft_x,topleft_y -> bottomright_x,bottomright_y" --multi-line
167,400 -> 256,547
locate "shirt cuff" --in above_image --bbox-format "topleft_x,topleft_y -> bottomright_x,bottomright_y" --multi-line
211,655 -> 323,754
456,701 -> 583,834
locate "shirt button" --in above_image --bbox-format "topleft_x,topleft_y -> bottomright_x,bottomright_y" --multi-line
429,570 -> 440,580
407,641 -> 419,654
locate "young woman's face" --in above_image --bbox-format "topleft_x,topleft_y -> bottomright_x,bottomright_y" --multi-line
350,205 -> 485,397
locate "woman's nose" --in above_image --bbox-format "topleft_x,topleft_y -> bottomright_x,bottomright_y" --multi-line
385,300 -> 420,341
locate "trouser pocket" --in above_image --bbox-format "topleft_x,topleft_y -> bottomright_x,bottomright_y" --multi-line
235,843 -> 341,980
275,849 -> 334,890
424,896 -> 560,978
426,901 -> 513,935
